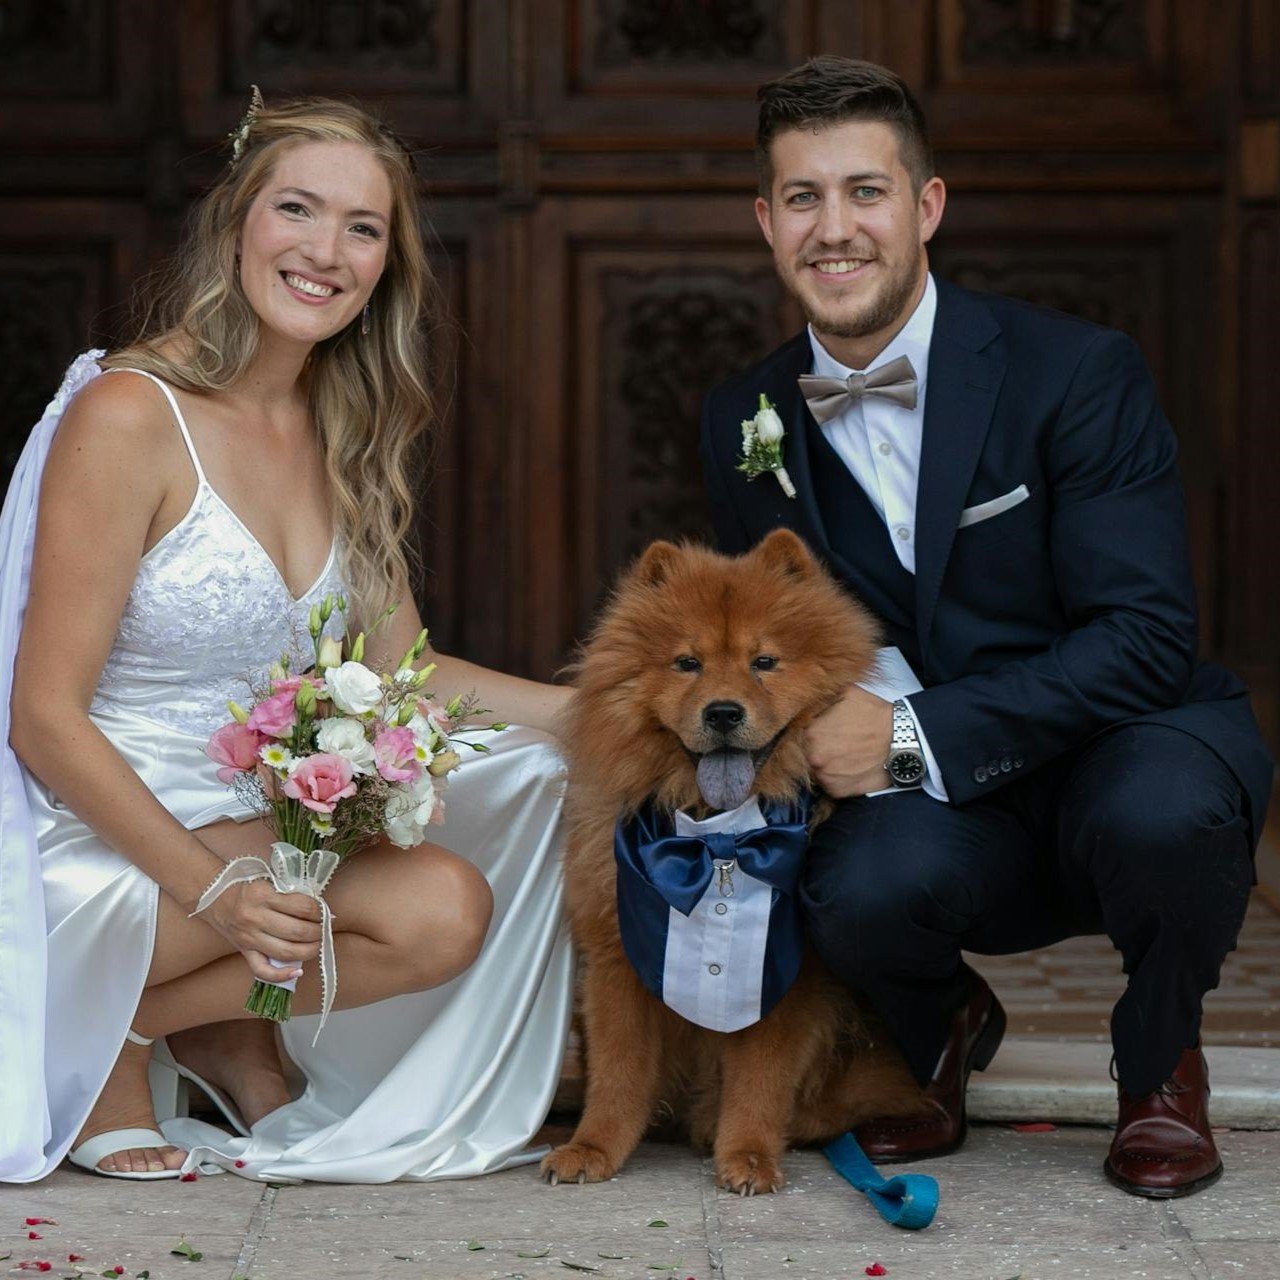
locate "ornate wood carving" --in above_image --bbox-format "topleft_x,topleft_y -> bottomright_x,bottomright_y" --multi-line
958,0 -> 1147,64
598,267 -> 781,565
930,249 -> 1151,339
594,0 -> 781,65
229,0 -> 459,92
0,268 -> 92,487
0,0 -> 107,96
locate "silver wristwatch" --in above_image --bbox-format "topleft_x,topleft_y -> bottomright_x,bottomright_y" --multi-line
886,698 -> 926,789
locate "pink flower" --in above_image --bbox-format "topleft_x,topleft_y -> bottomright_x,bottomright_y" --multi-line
271,674 -> 326,697
206,722 -> 266,784
374,725 -> 421,783
417,698 -> 455,735
247,689 -> 298,738
281,753 -> 357,813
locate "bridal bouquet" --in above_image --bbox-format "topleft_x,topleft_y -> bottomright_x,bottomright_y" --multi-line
203,594 -> 502,1030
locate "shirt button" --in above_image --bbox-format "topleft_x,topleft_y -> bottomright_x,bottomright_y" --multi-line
708,964 -> 722,976
974,766 -> 989,783
878,441 -> 892,456
988,759 -> 1001,775
714,902 -> 728,915
896,526 -> 910,540
1013,756 -> 1025,769
1000,757 -> 1012,773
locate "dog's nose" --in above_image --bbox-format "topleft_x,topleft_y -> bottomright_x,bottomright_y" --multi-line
702,701 -> 746,734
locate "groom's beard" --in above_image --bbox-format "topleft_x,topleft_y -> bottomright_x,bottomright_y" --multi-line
800,252 -> 924,345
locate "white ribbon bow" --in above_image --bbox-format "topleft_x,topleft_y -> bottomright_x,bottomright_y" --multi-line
193,843 -> 341,1045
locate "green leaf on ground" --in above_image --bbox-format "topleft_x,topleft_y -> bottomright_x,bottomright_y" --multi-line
597,1253 -> 627,1260
517,1249 -> 551,1258
170,1238 -> 204,1261
647,1219 -> 668,1228
560,1262 -> 601,1273
465,1239 -> 485,1251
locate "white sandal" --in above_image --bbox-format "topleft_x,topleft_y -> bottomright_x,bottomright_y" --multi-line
151,1036 -> 250,1137
68,1030 -> 185,1180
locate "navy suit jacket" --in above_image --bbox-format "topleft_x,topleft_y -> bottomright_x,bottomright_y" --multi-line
700,278 -> 1273,840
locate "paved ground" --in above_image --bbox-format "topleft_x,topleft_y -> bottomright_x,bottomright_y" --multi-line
5,1122 -> 1280,1280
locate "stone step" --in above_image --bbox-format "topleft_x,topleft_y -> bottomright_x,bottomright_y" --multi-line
969,1037 -> 1280,1128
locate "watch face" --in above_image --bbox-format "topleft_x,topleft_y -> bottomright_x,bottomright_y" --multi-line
887,750 -> 925,785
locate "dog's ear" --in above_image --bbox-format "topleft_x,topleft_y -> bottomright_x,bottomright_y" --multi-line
632,539 -> 683,586
752,528 -> 819,579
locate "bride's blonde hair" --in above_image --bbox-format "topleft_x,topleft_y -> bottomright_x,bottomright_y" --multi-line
103,95 -> 439,627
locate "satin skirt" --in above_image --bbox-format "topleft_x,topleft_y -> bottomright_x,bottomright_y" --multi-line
24,707 -> 573,1183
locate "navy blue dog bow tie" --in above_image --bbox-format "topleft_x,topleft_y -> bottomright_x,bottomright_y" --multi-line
615,799 -> 810,916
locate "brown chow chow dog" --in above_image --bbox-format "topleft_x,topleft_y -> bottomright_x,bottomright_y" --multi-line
542,530 -> 923,1195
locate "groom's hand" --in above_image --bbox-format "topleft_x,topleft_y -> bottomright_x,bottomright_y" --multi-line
804,685 -> 894,798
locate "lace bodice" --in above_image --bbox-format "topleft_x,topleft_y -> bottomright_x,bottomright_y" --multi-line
85,364 -> 347,740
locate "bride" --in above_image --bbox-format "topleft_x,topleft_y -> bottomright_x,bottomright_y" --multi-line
1,94 -> 573,1182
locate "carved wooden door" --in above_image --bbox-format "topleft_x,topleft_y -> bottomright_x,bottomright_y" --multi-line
1,0 -> 1275,752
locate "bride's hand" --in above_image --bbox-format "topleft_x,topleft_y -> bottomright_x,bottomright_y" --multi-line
202,879 -> 323,983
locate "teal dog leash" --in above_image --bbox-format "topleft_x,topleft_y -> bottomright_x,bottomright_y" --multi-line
823,1132 -> 939,1229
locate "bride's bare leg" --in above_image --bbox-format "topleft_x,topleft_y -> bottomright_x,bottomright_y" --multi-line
166,1020 -> 291,1128
137,836 -> 493,1034
76,819 -> 491,1174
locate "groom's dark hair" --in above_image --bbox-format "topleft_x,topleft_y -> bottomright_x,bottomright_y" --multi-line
755,57 -> 933,198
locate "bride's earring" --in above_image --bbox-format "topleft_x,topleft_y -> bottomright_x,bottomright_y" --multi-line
360,302 -> 371,336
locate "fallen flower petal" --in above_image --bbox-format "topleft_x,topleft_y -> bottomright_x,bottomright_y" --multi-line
234,1160 -> 246,1168
68,1256 -> 85,1264
27,1233 -> 41,1240
25,1220 -> 56,1227
1012,1122 -> 1056,1134
866,1266 -> 888,1277
178,1172 -> 198,1182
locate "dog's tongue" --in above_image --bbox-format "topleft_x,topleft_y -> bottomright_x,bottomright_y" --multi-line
696,749 -> 756,811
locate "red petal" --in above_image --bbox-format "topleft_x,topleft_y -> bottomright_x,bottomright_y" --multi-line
113,1267 -> 126,1275
866,1266 -> 888,1277
179,1171 -> 199,1182
25,1218 -> 55,1226
1012,1122 -> 1056,1133
28,1231 -> 42,1239
39,1266 -> 53,1274
68,1256 -> 85,1263
234,1159 -> 246,1168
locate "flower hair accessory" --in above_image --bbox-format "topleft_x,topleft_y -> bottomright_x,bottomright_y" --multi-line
228,84 -> 265,165
736,393 -> 796,499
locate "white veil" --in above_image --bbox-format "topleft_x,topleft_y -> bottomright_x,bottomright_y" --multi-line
0,351 -> 105,1178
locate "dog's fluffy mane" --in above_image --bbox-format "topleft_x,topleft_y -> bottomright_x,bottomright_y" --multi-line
559,532 -> 880,818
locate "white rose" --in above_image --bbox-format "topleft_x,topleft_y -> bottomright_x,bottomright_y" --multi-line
314,716 -> 377,775
406,711 -> 442,752
383,772 -> 439,848
324,661 -> 383,716
754,404 -> 785,446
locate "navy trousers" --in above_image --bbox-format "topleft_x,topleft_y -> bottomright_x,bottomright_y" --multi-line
801,724 -> 1254,1098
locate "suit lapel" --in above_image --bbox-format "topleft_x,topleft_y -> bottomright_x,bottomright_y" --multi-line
756,336 -> 831,555
914,282 -> 1006,655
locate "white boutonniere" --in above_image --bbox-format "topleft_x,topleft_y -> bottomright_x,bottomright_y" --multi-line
736,393 -> 796,499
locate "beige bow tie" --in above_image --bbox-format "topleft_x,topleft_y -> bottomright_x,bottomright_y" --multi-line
798,355 -> 918,423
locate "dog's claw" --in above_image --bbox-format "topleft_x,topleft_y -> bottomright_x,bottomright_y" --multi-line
576,1172 -> 586,1185
548,1172 -> 559,1186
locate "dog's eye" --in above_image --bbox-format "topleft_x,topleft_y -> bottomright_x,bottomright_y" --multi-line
752,655 -> 779,672
674,655 -> 702,673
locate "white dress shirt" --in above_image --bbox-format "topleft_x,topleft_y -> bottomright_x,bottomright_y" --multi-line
806,272 -> 950,801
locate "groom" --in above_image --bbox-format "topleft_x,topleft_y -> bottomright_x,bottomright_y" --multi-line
699,56 -> 1273,1198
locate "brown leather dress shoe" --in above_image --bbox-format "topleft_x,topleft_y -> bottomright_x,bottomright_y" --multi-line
1104,1046 -> 1223,1198
854,970 -> 1006,1163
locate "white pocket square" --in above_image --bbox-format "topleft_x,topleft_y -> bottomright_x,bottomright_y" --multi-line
958,484 -> 1031,529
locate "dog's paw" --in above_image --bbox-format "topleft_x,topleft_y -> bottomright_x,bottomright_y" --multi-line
540,1141 -> 617,1186
716,1148 -> 784,1196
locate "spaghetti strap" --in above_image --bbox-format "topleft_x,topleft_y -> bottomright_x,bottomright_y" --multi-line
102,367 -> 207,486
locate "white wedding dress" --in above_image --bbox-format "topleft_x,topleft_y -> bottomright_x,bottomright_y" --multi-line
0,353 -> 573,1183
